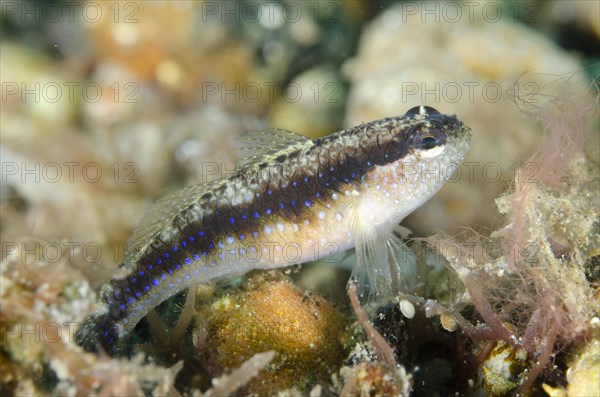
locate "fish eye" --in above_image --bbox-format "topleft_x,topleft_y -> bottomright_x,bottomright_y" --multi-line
413,130 -> 446,158
420,135 -> 439,150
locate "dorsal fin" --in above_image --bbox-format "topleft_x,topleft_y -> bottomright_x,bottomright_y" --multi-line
234,128 -> 312,167
123,180 -> 221,266
123,129 -> 311,268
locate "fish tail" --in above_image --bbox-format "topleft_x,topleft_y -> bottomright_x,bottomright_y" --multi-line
75,311 -> 122,354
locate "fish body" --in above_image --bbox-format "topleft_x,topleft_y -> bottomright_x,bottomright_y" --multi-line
77,106 -> 472,352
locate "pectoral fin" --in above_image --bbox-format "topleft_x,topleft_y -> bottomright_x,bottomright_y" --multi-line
349,206 -> 417,307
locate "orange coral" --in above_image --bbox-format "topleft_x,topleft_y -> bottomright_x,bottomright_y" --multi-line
195,271 -> 347,394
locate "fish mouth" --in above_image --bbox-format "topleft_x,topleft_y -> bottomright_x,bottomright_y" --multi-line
440,113 -> 472,146
448,124 -> 473,162
432,118 -> 472,155
459,123 -> 473,145
431,117 -> 472,164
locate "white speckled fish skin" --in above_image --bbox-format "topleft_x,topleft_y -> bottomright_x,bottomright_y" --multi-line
76,105 -> 472,353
